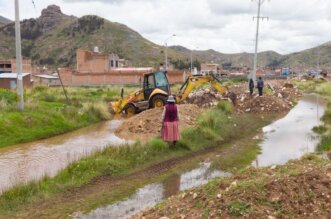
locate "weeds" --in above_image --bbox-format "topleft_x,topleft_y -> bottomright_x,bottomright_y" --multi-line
0,86 -> 130,148
228,201 -> 251,216
217,100 -> 233,114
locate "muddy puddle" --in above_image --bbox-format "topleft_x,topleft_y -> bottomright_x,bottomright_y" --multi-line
254,94 -> 326,167
0,120 -> 131,194
81,162 -> 231,219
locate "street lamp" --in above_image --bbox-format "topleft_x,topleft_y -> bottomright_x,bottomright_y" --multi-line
190,46 -> 199,74
164,34 -> 176,70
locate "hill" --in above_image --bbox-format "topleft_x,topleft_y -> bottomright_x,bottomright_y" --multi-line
0,16 -> 12,27
0,5 -> 329,70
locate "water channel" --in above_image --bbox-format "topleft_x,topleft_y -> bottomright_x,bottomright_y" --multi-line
82,162 -> 231,219
0,120 -> 130,194
80,94 -> 326,219
253,94 -> 326,167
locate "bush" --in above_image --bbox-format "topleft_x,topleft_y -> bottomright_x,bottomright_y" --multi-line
217,101 -> 233,114
0,89 -> 17,104
147,138 -> 168,151
33,86 -> 48,93
43,94 -> 56,102
83,102 -> 111,120
312,125 -> 328,134
317,135 -> 331,151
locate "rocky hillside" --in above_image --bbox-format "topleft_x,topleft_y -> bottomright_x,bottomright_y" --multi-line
0,5 -> 329,69
0,16 -> 11,27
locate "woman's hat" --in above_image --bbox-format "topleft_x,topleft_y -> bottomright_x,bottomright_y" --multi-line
167,95 -> 175,103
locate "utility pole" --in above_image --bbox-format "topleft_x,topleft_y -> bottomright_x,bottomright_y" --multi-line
164,34 -> 176,70
252,0 -> 269,81
190,46 -> 198,74
15,0 -> 24,111
317,46 -> 320,74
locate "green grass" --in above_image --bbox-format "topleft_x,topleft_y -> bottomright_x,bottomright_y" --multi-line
228,201 -> 251,216
304,81 -> 331,151
0,106 -> 273,216
0,86 -> 140,148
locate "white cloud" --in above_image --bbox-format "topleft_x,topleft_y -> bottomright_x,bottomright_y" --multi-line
1,0 -> 331,54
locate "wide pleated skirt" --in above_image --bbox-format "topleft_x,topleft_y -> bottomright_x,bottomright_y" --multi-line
162,121 -> 180,141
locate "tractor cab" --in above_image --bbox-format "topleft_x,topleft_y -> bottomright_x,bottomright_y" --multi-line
143,71 -> 170,100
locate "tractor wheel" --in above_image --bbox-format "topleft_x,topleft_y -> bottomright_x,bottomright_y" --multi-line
124,104 -> 137,116
151,94 -> 167,108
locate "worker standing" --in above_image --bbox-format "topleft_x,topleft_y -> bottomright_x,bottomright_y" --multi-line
249,78 -> 254,96
257,77 -> 264,96
161,95 -> 180,146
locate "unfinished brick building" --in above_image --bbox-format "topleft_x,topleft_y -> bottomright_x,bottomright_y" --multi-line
0,59 -> 33,74
59,49 -> 185,86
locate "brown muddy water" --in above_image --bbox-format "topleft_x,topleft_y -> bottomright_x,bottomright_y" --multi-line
79,94 -> 327,219
80,162 -> 231,219
0,120 -> 131,194
254,94 -> 326,167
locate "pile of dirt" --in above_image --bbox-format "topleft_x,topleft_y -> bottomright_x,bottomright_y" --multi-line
133,156 -> 331,218
236,95 -> 291,113
115,104 -> 202,141
184,88 -> 224,107
229,80 -> 301,114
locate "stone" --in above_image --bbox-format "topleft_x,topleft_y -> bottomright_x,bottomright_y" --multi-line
193,193 -> 198,199
38,5 -> 68,31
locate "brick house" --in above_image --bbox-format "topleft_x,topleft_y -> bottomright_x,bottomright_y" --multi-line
0,73 -> 32,90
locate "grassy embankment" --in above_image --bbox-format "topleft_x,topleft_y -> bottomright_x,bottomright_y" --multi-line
0,101 -> 275,218
314,82 -> 331,151
140,154 -> 330,218
296,79 -> 331,152
0,86 -> 138,148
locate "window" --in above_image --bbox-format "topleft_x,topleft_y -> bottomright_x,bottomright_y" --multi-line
110,60 -> 114,67
154,71 -> 168,87
145,74 -> 155,89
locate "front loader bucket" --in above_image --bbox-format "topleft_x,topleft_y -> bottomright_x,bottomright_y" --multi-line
109,100 -> 121,114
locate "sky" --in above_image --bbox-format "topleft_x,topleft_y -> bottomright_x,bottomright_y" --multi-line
1,0 -> 331,55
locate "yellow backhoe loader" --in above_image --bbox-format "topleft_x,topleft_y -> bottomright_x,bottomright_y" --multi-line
110,71 -> 234,115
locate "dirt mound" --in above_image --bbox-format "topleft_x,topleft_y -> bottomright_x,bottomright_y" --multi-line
184,88 -> 224,107
237,95 -> 291,113
133,157 -> 331,218
115,104 -> 202,141
229,80 -> 301,113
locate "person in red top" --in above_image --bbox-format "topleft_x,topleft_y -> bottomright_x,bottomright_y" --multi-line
161,95 -> 180,145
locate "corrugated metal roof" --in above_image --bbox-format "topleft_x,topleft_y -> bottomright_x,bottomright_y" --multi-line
0,73 -> 30,78
34,74 -> 59,79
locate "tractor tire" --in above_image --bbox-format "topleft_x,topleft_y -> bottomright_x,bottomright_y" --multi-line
151,94 -> 167,108
123,104 -> 137,116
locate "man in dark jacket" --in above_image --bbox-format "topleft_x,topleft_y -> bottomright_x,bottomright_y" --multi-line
249,78 -> 254,96
257,77 -> 264,96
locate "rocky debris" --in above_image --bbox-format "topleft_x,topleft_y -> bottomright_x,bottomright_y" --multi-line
133,156 -> 331,218
115,104 -> 202,141
237,95 -> 290,114
184,88 -> 224,107
230,80 -> 301,114
38,5 -> 68,31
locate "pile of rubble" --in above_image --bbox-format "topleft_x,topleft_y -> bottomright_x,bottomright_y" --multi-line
184,88 -> 224,107
115,104 -> 202,141
230,80 -> 301,114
